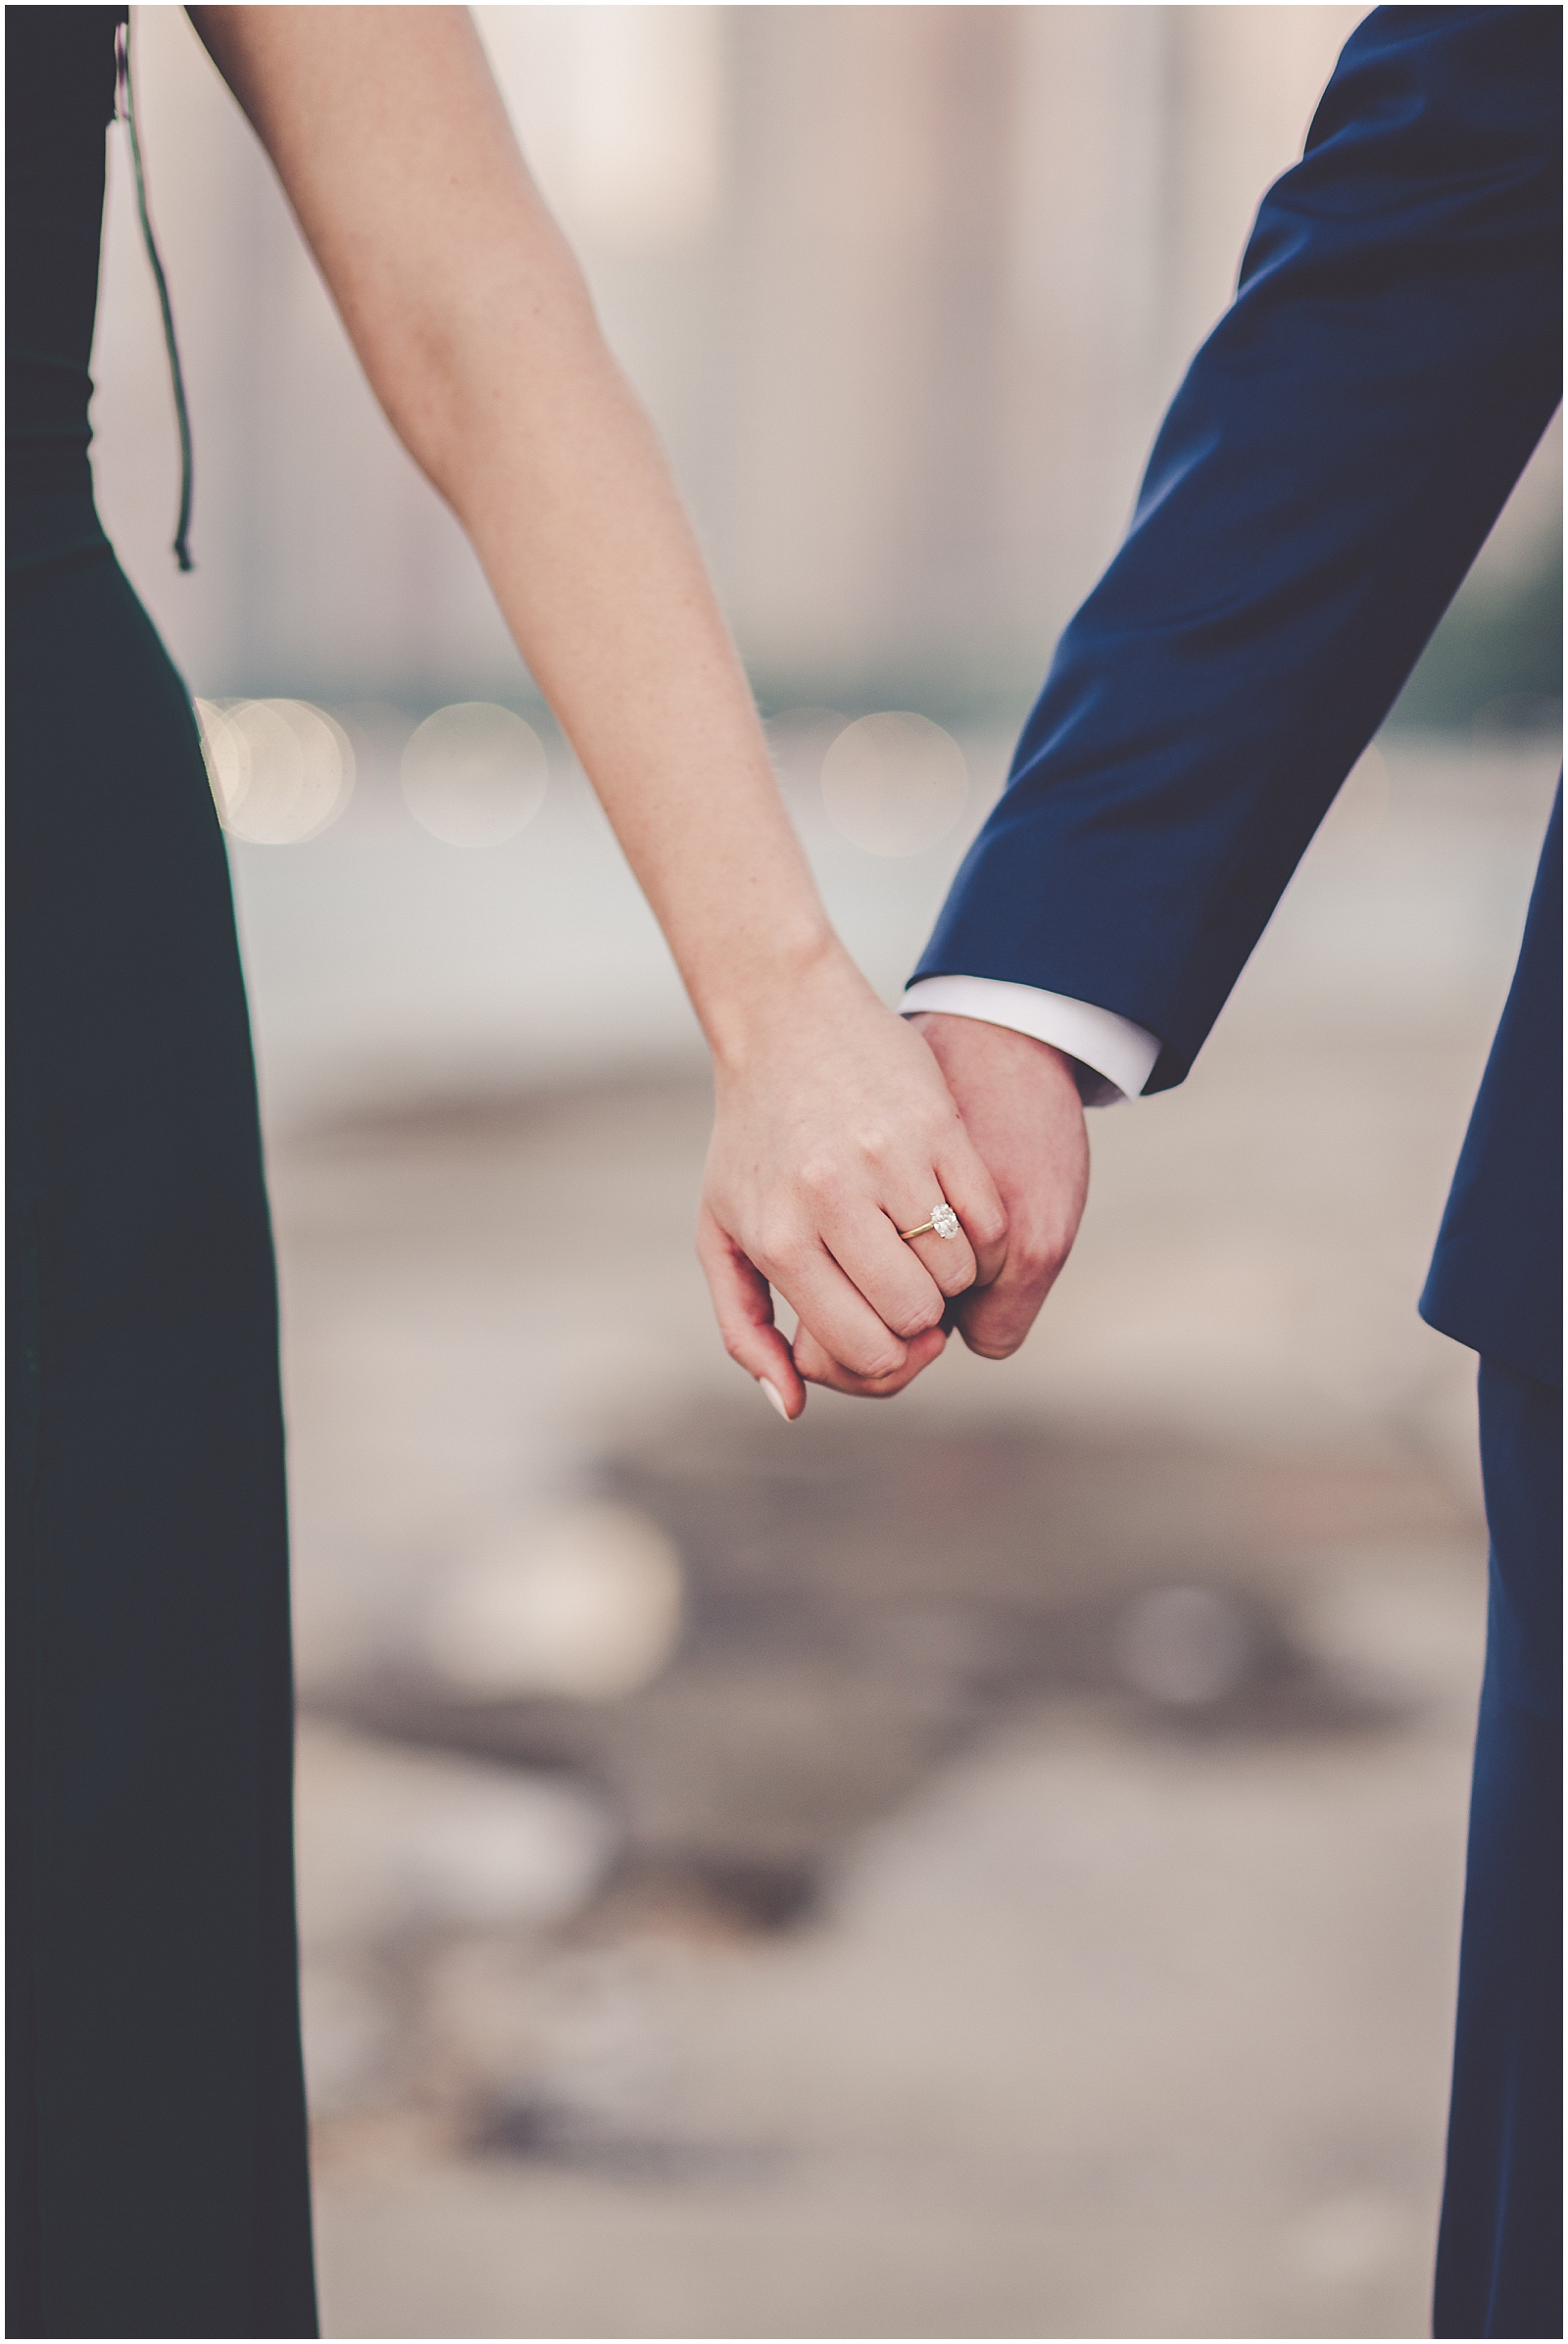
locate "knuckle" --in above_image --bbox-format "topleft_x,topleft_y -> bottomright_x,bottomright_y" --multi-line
797,1153 -> 842,1205
1040,1237 -> 1072,1284
891,1294 -> 945,1341
965,1334 -> 1019,1360
753,1221 -> 799,1275
1016,1226 -> 1068,1284
970,1202 -> 1009,1250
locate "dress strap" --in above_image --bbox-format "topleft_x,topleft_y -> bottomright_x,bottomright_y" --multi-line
115,15 -> 194,571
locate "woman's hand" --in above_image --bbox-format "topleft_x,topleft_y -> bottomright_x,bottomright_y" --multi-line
698,951 -> 1008,1420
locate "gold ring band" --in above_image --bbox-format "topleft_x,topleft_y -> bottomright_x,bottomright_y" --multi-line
899,1201 -> 961,1243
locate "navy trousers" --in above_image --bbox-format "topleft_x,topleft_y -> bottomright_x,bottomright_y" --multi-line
1434,1358 -> 1562,2340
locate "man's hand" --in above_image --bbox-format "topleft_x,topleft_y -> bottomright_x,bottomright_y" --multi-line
792,1011 -> 1089,1392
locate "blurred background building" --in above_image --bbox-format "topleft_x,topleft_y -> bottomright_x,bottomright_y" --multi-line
86,10 -> 1560,2338
95,3 -> 1559,719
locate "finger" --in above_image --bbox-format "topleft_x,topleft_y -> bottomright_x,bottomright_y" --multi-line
696,1205 -> 807,1420
794,1317 -> 947,1398
881,1187 -> 981,1301
755,1230 -> 914,1384
949,1213 -> 1074,1360
931,1125 -> 1010,1291
818,1200 -> 956,1338
950,1278 -> 1048,1362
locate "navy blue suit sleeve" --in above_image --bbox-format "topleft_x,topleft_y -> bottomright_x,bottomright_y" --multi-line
914,5 -> 1562,1093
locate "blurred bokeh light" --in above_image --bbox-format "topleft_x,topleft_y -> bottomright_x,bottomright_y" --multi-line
197,694 -> 354,844
820,710 -> 968,856
402,702 -> 549,848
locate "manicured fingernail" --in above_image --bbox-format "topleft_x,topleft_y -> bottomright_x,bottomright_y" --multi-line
759,1378 -> 791,1421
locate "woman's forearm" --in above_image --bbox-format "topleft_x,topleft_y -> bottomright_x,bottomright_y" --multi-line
190,5 -> 847,1064
189,5 -> 1009,1412
431,287 -> 852,1065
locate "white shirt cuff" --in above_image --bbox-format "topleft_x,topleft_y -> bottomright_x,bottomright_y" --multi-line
901,975 -> 1160,1106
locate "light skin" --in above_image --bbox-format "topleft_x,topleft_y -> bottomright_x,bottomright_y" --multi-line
188,5 -> 1014,1415
791,1015 -> 1091,1396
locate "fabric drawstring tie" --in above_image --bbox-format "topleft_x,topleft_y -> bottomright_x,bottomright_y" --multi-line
115,15 -> 194,571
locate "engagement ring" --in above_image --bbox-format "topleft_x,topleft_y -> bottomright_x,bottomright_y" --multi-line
899,1200 -> 961,1243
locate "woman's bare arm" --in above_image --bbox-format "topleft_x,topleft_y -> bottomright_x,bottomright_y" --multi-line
187,5 -> 1007,1411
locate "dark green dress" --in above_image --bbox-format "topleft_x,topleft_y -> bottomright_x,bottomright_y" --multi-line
7,10 -> 318,2333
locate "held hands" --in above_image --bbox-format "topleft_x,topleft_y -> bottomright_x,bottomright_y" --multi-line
192,9 -> 1083,1419
698,960 -> 1009,1419
699,992 -> 1090,1417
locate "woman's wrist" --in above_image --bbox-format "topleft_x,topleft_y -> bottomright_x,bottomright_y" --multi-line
698,923 -> 878,1080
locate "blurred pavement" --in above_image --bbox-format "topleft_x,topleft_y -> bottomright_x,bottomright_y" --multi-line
240,732 -> 1562,2337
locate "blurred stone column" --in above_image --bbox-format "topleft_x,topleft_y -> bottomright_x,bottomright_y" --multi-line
715,5 -> 1020,705
1157,4 -> 1365,382
1000,6 -> 1171,651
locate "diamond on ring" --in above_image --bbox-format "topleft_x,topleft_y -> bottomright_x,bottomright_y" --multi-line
897,1199 -> 963,1244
